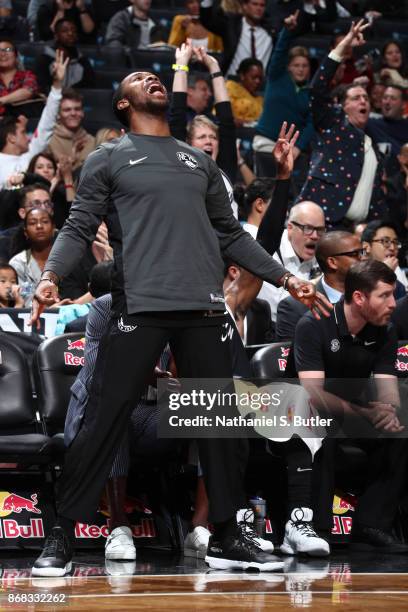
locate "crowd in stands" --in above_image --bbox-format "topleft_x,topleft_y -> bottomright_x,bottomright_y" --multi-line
3,0 -> 408,561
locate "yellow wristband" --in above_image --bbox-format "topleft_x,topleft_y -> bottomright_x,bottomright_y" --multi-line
172,63 -> 189,72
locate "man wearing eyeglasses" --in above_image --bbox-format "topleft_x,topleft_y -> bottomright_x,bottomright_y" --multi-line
258,200 -> 325,322
362,220 -> 407,298
277,230 -> 364,341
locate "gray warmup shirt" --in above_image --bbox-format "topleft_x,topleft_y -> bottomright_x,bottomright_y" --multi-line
45,134 -> 287,314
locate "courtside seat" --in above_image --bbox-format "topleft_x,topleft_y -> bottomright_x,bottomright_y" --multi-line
0,333 -> 55,463
34,333 -> 85,440
250,342 -> 293,379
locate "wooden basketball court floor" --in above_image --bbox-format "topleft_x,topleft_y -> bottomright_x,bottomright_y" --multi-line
2,549 -> 408,611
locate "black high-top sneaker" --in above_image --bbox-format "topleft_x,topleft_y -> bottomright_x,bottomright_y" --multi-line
32,527 -> 73,576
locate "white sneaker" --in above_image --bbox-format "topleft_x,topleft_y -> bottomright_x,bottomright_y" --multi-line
237,508 -> 274,552
184,526 -> 211,558
280,508 -> 330,557
105,526 -> 136,560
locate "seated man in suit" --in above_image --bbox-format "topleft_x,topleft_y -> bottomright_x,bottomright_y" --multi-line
276,231 -> 363,340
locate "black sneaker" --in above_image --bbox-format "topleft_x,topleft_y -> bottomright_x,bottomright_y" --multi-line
351,526 -> 408,553
32,527 -> 73,576
205,528 -> 284,572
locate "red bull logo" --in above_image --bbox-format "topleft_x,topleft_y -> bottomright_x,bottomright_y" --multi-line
332,493 -> 355,515
0,492 -> 41,516
281,346 -> 291,357
64,337 -> 86,366
67,338 -> 86,351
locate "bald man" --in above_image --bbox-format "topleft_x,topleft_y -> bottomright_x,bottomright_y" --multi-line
276,231 -> 363,340
258,201 -> 325,321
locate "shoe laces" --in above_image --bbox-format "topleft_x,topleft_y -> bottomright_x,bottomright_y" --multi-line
237,509 -> 261,549
43,529 -> 66,556
292,520 -> 318,538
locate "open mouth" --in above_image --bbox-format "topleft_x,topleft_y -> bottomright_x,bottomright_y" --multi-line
145,82 -> 165,97
203,147 -> 213,155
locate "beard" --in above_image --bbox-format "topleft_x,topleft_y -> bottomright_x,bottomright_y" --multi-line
129,94 -> 169,117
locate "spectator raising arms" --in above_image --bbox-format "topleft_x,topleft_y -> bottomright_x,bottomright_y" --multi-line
47,88 -> 95,171
298,20 -> 388,228
0,50 -> 68,188
254,11 -> 313,159
0,39 -> 39,116
36,0 -> 96,44
35,18 -> 95,93
169,0 -> 223,53
169,40 -> 239,211
226,58 -> 264,125
200,0 -> 274,76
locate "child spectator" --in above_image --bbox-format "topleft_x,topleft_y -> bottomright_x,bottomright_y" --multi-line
0,262 -> 24,307
36,0 -> 96,44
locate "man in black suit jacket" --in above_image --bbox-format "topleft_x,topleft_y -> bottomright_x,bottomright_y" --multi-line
276,231 -> 363,340
200,0 -> 274,75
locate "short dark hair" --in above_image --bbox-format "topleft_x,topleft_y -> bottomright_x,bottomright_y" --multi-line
89,261 -> 113,298
338,83 -> 368,106
384,83 -> 407,101
0,262 -> 17,281
344,259 -> 396,303
54,18 -> 77,35
240,178 -> 275,219
112,83 -> 129,127
0,115 -> 18,151
237,58 -> 263,75
315,230 -> 354,274
61,87 -> 83,104
361,220 -> 399,244
19,183 -> 51,208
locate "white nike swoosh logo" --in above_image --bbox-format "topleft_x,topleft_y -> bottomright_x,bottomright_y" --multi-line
297,467 -> 313,472
129,156 -> 148,165
364,341 -> 376,346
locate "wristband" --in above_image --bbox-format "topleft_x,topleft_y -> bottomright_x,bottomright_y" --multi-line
282,272 -> 294,291
40,271 -> 59,286
172,63 -> 189,72
210,71 -> 223,80
237,159 -> 245,167
64,183 -> 74,189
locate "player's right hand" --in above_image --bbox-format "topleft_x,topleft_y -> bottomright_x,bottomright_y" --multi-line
29,280 -> 60,330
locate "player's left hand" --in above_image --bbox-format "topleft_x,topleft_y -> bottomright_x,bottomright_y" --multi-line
287,277 -> 333,319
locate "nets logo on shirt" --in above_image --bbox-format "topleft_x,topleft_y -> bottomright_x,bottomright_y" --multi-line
177,151 -> 198,169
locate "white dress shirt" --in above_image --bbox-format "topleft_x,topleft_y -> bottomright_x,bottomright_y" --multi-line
227,17 -> 273,76
256,230 -> 317,322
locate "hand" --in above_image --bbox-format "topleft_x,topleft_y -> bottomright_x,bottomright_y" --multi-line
284,9 -> 299,31
92,222 -> 113,262
76,0 -> 85,10
29,280 -> 60,329
334,19 -> 370,59
380,68 -> 392,80
384,255 -> 398,271
192,45 -> 220,74
51,48 -> 69,88
6,173 -> 25,188
57,154 -> 74,181
10,285 -> 24,308
175,39 -> 194,66
361,401 -> 404,433
286,277 -> 333,320
272,122 -> 300,179
353,75 -> 370,87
